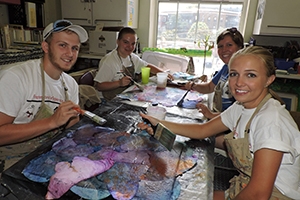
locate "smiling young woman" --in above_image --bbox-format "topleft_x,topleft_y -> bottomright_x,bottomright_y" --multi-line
139,46 -> 300,199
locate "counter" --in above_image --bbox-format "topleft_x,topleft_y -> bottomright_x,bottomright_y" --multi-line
276,71 -> 300,80
0,99 -> 214,200
272,71 -> 300,111
78,52 -> 104,60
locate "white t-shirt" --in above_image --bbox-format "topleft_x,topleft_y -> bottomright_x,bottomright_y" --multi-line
221,99 -> 300,199
0,59 -> 79,124
94,49 -> 148,97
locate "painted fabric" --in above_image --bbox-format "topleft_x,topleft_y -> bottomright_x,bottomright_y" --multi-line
118,84 -> 205,108
22,124 -> 198,200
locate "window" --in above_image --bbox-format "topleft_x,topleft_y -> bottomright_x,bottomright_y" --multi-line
155,0 -> 245,76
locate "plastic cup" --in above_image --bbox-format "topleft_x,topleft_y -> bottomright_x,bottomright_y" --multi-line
141,67 -> 151,84
147,105 -> 166,120
156,72 -> 168,89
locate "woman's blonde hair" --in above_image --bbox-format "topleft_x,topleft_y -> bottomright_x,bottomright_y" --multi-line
229,46 -> 276,77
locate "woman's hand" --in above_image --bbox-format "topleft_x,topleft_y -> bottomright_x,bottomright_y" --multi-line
167,73 -> 174,81
119,76 -> 132,87
196,103 -> 218,119
198,74 -> 207,82
184,81 -> 194,90
137,112 -> 160,135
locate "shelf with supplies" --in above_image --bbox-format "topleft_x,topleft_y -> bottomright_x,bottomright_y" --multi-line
276,70 -> 300,80
8,0 -> 45,29
0,24 -> 42,49
0,47 -> 43,66
272,70 -> 300,112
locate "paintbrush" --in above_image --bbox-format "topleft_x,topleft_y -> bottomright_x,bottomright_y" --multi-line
121,72 -> 144,91
177,82 -> 195,107
74,107 -> 107,125
177,89 -> 190,107
143,118 -> 176,151
132,79 -> 145,91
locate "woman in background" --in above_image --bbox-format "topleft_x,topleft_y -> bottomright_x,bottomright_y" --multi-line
185,27 -> 244,119
94,27 -> 171,101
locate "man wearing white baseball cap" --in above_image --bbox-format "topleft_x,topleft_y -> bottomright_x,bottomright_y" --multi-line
0,19 -> 88,172
43,19 -> 88,43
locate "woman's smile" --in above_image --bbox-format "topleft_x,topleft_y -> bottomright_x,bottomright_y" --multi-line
229,54 -> 274,108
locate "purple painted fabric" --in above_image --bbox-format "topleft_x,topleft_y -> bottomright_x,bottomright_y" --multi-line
45,156 -> 114,199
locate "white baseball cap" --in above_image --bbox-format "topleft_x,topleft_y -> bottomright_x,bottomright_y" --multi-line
43,19 -> 88,43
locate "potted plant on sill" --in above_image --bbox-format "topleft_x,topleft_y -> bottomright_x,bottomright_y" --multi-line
196,35 -> 214,76
186,35 -> 214,82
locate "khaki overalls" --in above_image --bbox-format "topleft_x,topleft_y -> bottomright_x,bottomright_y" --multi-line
103,55 -> 136,100
224,93 -> 291,200
212,80 -> 224,113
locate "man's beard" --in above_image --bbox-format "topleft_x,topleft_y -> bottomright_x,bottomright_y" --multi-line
48,47 -> 73,72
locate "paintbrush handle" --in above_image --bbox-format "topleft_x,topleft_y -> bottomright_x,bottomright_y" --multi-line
177,89 -> 190,106
74,107 -> 107,125
182,89 -> 190,99
73,107 -> 84,115
131,79 -> 144,91
121,72 -> 144,91
84,111 -> 107,125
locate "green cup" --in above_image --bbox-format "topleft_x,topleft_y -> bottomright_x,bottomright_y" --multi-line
141,67 -> 151,84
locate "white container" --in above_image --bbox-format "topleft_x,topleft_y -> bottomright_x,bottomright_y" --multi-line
142,51 -> 189,73
156,72 -> 168,89
146,104 -> 166,120
89,31 -> 118,55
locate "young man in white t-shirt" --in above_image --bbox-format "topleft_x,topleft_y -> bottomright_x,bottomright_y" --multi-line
0,19 -> 88,172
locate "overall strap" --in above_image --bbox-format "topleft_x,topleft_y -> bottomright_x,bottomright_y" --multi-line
40,61 -> 69,101
40,62 -> 46,104
244,93 -> 272,134
61,75 -> 69,101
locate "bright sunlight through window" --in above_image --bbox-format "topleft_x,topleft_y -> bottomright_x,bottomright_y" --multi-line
156,1 -> 243,76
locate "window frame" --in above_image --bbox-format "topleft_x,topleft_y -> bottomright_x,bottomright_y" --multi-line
149,0 -> 250,47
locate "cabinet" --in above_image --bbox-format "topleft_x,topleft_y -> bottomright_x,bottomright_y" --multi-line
253,0 -> 300,37
61,0 -> 139,28
8,0 -> 44,28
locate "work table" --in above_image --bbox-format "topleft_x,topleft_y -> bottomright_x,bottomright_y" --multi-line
0,99 -> 214,200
